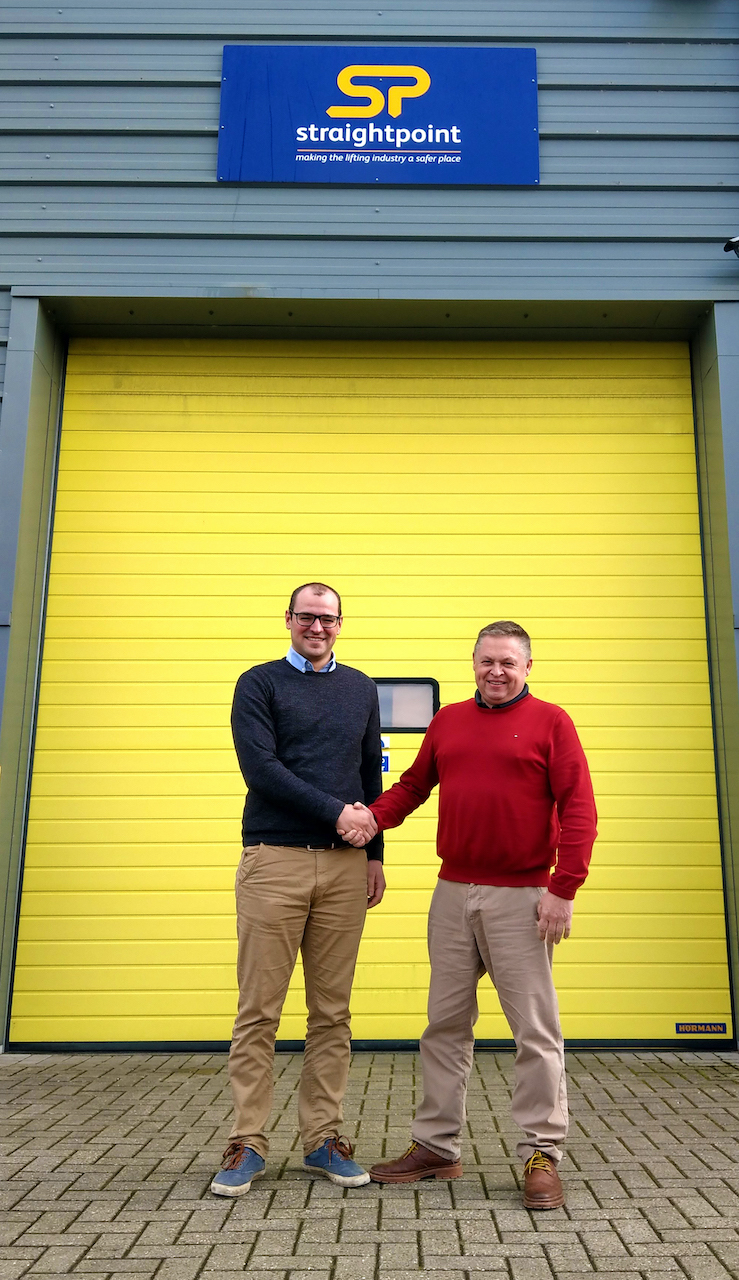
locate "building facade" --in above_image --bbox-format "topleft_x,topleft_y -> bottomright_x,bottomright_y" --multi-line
0,0 -> 738,1050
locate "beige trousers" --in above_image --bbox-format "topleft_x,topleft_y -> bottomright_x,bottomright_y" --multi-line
413,880 -> 568,1165
227,842 -> 368,1157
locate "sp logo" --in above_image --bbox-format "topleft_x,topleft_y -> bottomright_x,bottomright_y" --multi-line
327,64 -> 431,119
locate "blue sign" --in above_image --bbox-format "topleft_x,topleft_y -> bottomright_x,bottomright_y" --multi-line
217,46 -> 539,186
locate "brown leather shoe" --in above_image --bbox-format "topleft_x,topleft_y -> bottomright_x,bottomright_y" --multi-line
522,1150 -> 565,1209
369,1140 -> 462,1183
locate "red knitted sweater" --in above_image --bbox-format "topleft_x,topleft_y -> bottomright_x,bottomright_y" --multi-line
370,693 -> 597,900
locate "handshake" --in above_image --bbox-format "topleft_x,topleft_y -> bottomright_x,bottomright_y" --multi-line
336,802 -> 378,848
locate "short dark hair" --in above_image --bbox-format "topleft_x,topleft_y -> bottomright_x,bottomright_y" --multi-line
475,620 -> 531,659
289,582 -> 342,616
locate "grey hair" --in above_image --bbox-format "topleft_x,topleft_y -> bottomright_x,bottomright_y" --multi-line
474,620 -> 531,660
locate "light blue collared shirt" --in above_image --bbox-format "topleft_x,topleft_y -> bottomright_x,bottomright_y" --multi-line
286,645 -> 337,674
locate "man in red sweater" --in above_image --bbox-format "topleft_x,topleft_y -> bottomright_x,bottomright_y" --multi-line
359,620 -> 597,1209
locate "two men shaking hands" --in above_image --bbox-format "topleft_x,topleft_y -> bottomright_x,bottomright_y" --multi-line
212,582 -> 596,1212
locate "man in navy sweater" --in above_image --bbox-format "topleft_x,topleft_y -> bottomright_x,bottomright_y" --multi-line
210,583 -> 382,1197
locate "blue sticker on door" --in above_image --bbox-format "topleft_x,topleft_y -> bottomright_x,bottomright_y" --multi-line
217,45 -> 539,186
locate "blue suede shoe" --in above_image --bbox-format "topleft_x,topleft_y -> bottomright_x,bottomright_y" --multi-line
210,1140 -> 265,1197
303,1136 -> 370,1187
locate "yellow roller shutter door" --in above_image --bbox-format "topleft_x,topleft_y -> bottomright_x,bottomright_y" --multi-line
10,337 -> 731,1045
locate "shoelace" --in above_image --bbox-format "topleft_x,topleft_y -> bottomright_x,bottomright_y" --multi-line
326,1136 -> 354,1163
221,1140 -> 249,1170
524,1150 -> 553,1174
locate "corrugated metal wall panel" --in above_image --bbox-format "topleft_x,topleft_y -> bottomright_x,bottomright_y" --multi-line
9,336 -> 731,1045
4,186 -> 736,240
541,89 -> 739,136
0,288 -> 10,409
2,138 -> 737,189
2,0 -> 738,39
0,85 -> 219,131
1,40 -> 737,87
0,238 -> 735,299
4,86 -> 739,138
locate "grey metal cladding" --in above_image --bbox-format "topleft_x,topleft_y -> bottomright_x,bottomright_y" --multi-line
0,289 -> 8,408
0,86 -> 219,133
2,186 -> 737,240
2,135 -> 737,189
0,42 -> 738,86
2,237 -> 736,300
2,0 -> 739,38
3,86 -> 739,140
0,4 -> 737,300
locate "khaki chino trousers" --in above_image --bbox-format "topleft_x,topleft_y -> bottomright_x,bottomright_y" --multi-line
413,880 -> 568,1165
227,843 -> 368,1157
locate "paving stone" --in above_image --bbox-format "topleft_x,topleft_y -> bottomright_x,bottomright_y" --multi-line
543,1242 -> 593,1270
333,1254 -> 376,1280
589,1263 -> 682,1272
0,1247 -> 44,1263
134,1222 -> 180,1245
378,1242 -> 419,1267
205,1242 -> 252,1269
673,1262 -> 734,1280
16,1235 -> 92,1250
180,1230 -> 256,1245
155,1261 -> 203,1280
421,1258 -> 507,1272
508,1258 -> 554,1279
0,1227 -> 27,1248
379,1274 -> 462,1280
574,1230 -> 630,1257
26,1244 -> 88,1272
74,1265 -> 158,1276
300,1224 -> 339,1243
419,1230 -> 460,1255
204,1273 -> 282,1280
251,1232 -> 299,1256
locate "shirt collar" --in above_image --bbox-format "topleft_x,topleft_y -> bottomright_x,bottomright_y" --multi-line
475,684 -> 530,710
286,645 -> 337,674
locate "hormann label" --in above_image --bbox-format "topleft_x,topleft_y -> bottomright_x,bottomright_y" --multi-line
217,45 -> 539,186
675,1022 -> 728,1034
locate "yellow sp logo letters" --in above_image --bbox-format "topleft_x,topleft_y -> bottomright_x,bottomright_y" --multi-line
327,64 -> 432,119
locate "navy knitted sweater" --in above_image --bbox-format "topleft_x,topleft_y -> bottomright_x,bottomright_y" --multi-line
231,658 -> 384,859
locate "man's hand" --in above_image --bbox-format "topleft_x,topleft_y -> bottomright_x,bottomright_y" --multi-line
337,802 -> 377,847
536,890 -> 573,945
367,861 -> 386,908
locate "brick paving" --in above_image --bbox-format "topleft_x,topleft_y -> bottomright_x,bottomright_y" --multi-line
0,1050 -> 738,1277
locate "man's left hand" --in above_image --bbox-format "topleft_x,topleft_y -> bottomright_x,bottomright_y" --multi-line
367,861 -> 386,909
536,890 -> 573,945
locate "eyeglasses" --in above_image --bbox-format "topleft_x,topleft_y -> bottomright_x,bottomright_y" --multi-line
290,611 -> 341,628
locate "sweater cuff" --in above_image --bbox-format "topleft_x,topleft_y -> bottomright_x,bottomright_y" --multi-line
324,796 -> 345,826
548,866 -> 587,900
365,833 -> 384,862
547,882 -> 577,902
